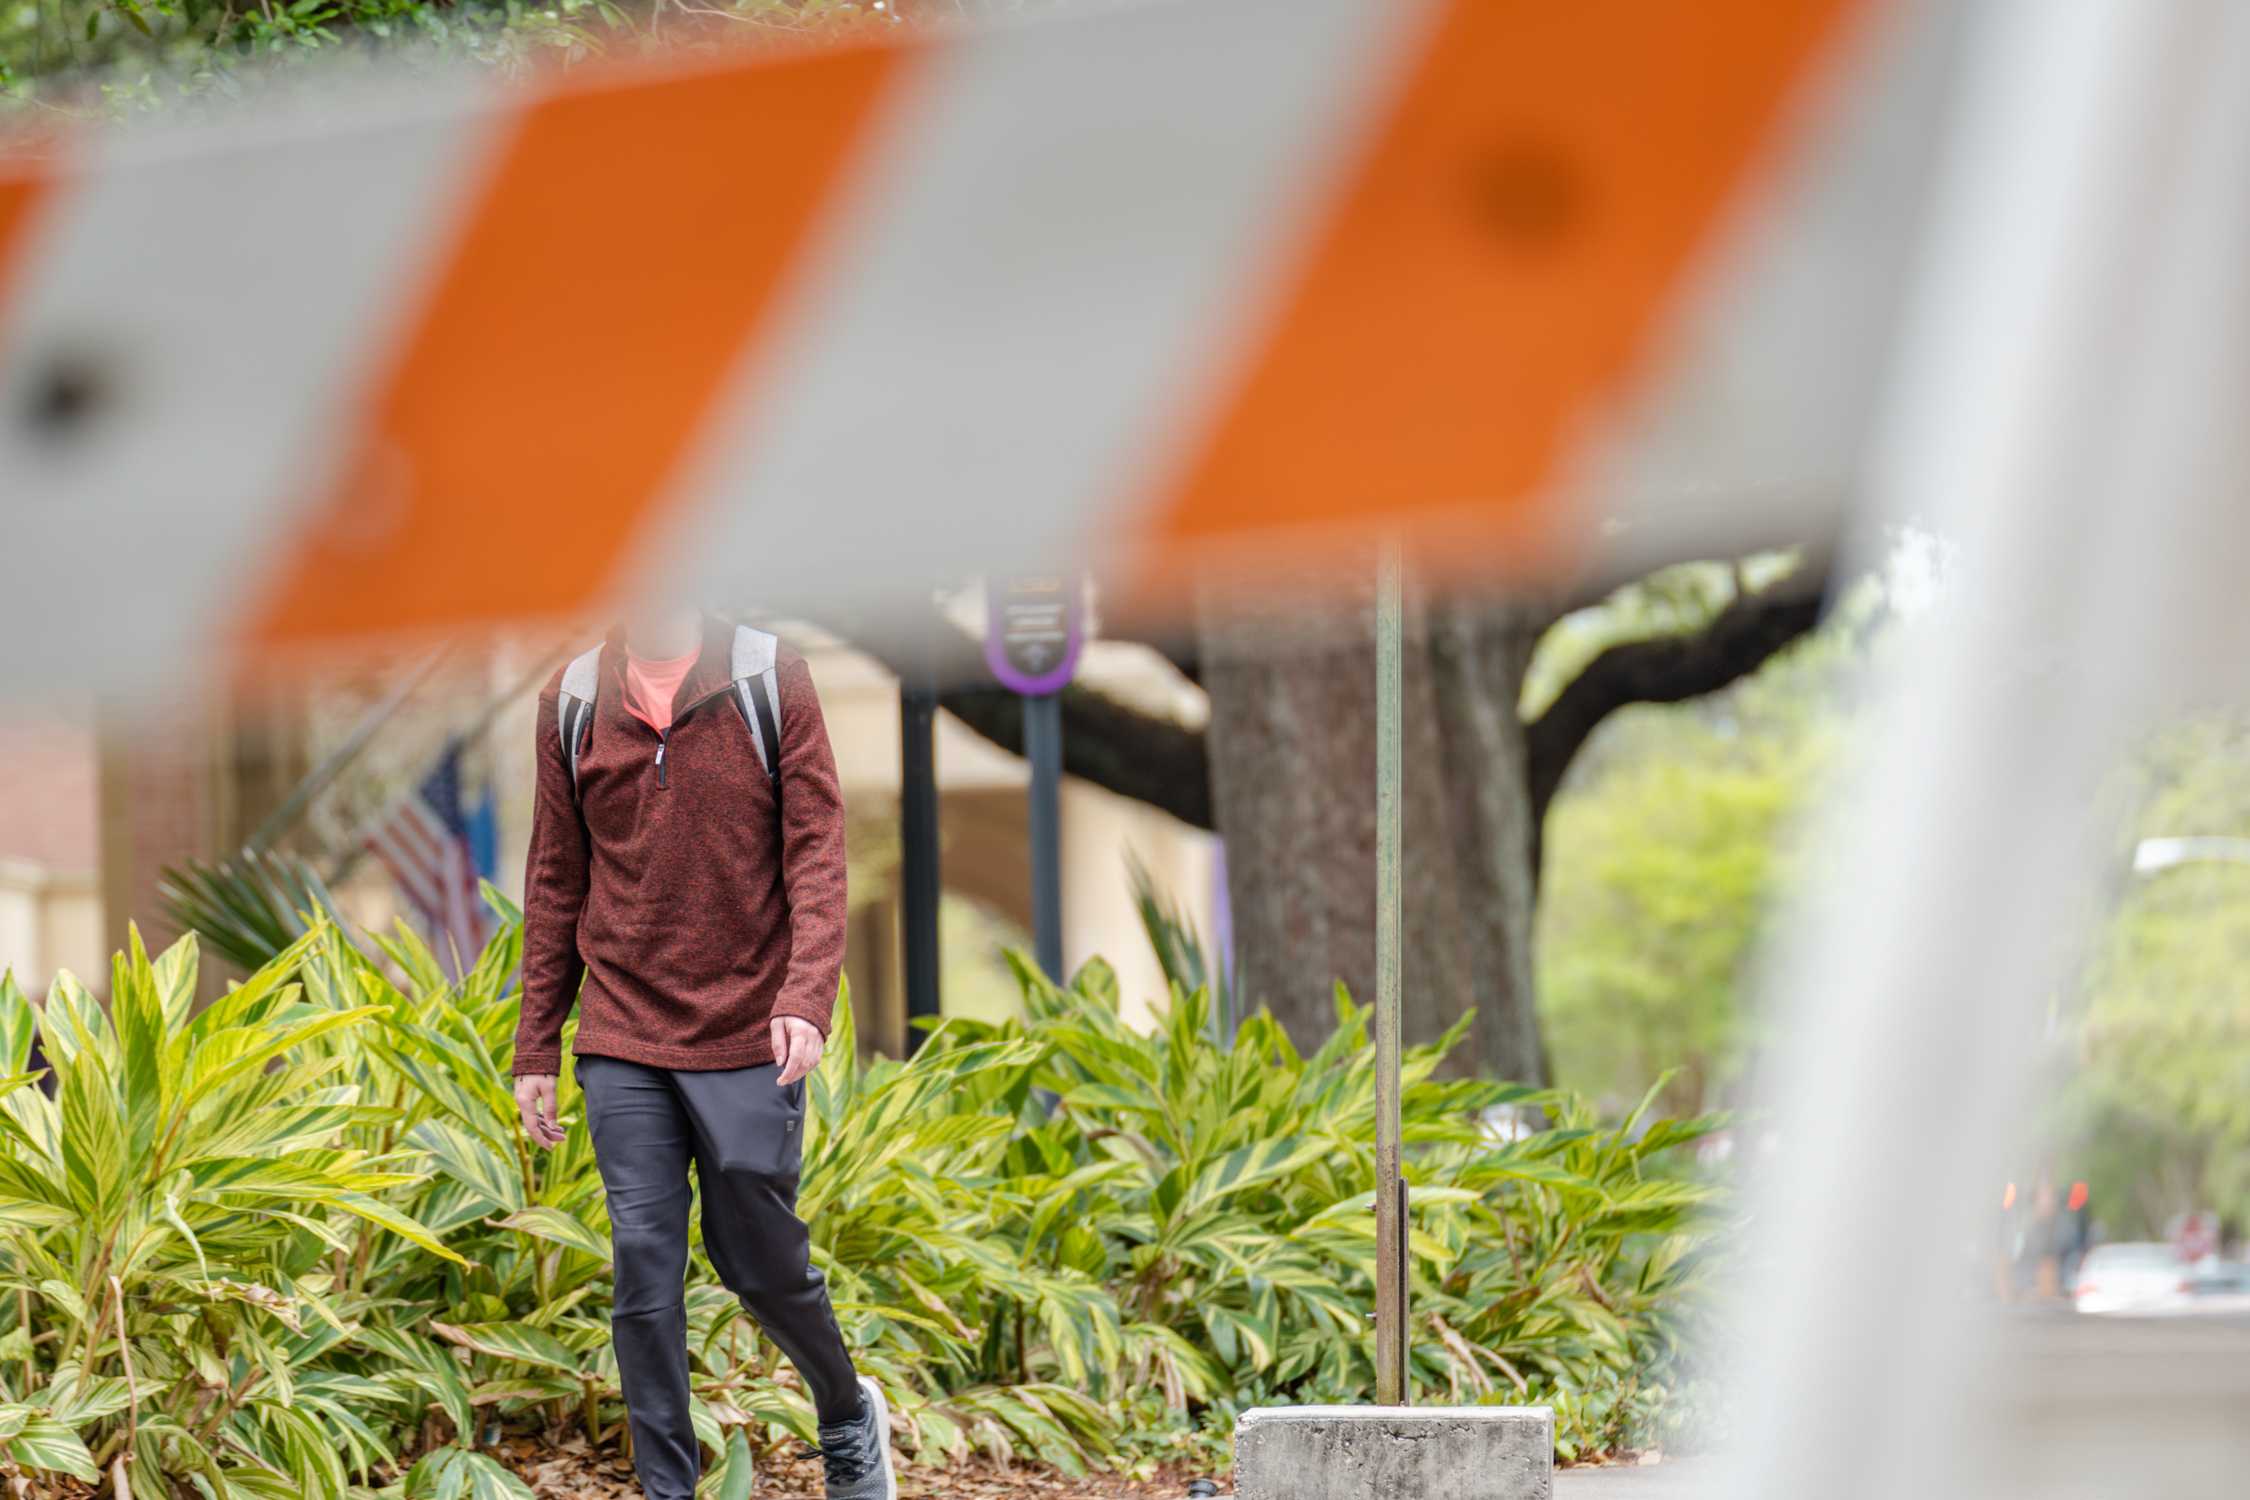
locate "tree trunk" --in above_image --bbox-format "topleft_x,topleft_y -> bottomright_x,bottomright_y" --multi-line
912,558 -> 1829,1084
1198,568 -> 1477,1071
1428,596 -> 1549,1084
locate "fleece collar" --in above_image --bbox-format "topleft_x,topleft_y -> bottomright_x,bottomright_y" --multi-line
603,614 -> 736,721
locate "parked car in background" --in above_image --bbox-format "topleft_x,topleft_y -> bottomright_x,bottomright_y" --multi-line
2176,1259 -> 2250,1316
2073,1242 -> 2195,1315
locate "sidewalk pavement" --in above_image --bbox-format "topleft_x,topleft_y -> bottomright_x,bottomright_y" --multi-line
1555,1459 -> 1717,1499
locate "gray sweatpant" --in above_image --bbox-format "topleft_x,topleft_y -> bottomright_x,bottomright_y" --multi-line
578,1055 -> 860,1500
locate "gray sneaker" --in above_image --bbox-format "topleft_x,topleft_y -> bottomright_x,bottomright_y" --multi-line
817,1375 -> 896,1500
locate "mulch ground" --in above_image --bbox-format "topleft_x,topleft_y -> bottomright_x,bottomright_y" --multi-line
500,1434 -> 1221,1498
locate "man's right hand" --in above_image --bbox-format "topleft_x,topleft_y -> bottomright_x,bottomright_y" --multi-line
515,1074 -> 568,1149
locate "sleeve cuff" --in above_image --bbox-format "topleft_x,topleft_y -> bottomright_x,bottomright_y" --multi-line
769,995 -> 833,1039
511,1049 -> 562,1077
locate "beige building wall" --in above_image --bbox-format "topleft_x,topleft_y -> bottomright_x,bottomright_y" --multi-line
0,719 -> 105,996
0,859 -> 101,998
1062,778 -> 1218,1027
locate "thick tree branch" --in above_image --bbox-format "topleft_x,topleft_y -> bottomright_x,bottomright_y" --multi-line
1547,489 -> 1849,617
839,553 -> 1826,838
1098,617 -> 1202,686
1524,565 -> 1831,822
936,683 -> 1213,829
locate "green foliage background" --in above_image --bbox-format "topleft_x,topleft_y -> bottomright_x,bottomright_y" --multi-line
2049,718 -> 2250,1240
0,0 -> 893,109
0,904 -> 1722,1496
1535,569 -> 1851,1118
1534,561 -> 2250,1244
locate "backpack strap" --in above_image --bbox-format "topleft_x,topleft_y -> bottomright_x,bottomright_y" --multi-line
729,625 -> 783,785
557,628 -> 781,796
557,644 -> 604,794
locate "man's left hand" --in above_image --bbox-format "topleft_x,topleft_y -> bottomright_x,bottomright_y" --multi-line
771,1015 -> 825,1087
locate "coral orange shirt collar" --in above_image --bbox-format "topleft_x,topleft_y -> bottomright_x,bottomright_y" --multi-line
623,647 -> 698,734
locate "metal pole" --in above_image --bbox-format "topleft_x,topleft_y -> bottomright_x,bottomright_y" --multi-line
1025,691 -> 1065,980
1373,540 -> 1408,1405
899,676 -> 942,1051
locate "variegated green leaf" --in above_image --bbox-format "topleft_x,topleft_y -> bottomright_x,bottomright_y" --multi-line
5,1418 -> 96,1481
490,1205 -> 610,1261
405,1446 -> 533,1500
37,1372 -> 131,1426
322,1190 -> 467,1265
0,971 -> 36,1075
409,1118 -> 523,1214
708,1428 -> 755,1500
431,1320 -> 580,1375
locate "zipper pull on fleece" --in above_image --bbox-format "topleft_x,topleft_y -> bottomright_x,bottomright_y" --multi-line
655,740 -> 668,788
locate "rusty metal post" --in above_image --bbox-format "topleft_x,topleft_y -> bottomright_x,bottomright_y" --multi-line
1373,540 -> 1408,1405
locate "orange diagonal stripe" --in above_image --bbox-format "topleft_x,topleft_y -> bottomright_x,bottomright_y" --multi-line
0,168 -> 53,312
250,43 -> 904,648
1152,0 -> 1863,572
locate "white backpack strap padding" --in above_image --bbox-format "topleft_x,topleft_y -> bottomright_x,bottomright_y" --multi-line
729,625 -> 782,783
558,644 -> 604,793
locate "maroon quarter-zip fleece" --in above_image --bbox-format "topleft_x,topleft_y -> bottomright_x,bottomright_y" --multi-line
511,619 -> 847,1076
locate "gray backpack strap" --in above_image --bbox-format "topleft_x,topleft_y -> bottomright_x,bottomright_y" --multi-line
728,625 -> 782,784
557,644 -> 604,794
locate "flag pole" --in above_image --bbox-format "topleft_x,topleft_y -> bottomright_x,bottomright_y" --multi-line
1373,538 -> 1408,1405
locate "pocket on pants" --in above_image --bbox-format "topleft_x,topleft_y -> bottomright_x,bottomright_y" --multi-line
682,1062 -> 802,1182
768,1070 -> 805,1180
778,1077 -> 805,1179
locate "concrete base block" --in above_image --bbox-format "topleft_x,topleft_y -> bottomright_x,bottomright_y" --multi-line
1234,1404 -> 1554,1500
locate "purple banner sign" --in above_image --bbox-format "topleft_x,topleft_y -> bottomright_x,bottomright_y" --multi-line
985,574 -> 1084,696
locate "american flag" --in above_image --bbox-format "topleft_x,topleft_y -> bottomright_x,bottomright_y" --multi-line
369,741 -> 495,974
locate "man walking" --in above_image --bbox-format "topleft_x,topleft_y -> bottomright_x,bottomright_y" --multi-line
511,605 -> 895,1500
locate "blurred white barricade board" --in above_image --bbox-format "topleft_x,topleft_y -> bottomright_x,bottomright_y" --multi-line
0,0 -> 1937,698
1726,1 -> 2250,1498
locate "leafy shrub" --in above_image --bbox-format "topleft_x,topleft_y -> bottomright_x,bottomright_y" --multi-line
958,959 -> 1723,1464
0,903 -> 1721,1495
155,849 -> 339,976
0,928 -> 460,1497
